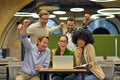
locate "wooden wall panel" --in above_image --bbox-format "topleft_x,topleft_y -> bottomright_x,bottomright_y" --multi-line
0,0 -> 33,43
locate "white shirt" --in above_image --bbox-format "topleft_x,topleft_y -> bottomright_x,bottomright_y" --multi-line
66,33 -> 76,51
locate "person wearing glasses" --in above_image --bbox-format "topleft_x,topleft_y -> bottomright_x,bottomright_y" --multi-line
72,28 -> 105,80
63,17 -> 76,51
51,35 -> 74,80
16,22 -> 50,80
18,10 -> 64,44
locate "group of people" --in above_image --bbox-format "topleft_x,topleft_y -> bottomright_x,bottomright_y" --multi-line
16,10 -> 105,80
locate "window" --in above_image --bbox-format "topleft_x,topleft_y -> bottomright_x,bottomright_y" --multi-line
88,20 -> 119,34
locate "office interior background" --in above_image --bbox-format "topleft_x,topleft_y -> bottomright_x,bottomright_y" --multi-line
0,0 -> 120,59
0,0 -> 120,80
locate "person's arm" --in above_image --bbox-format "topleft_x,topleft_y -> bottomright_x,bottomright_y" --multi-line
49,22 -> 65,33
51,49 -> 56,55
17,19 -> 32,50
27,24 -> 34,35
42,51 -> 51,68
74,48 -> 82,66
36,49 -> 51,69
85,44 -> 96,66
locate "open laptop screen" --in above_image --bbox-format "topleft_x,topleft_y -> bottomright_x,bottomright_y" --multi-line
52,56 -> 73,69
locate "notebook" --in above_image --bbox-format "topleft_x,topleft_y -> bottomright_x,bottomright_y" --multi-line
52,56 -> 73,69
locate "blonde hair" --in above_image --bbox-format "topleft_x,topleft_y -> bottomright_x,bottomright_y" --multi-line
39,10 -> 49,18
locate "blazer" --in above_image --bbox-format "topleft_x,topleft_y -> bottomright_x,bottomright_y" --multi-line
74,43 -> 105,80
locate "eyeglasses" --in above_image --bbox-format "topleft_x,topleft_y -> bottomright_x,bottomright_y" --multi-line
40,18 -> 48,21
67,24 -> 74,27
59,40 -> 67,44
67,28 -> 74,30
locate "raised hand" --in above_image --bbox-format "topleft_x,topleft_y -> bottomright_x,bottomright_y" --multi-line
59,22 -> 65,28
23,19 -> 31,27
17,24 -> 23,31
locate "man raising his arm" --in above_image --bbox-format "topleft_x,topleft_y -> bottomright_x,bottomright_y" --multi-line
16,21 -> 50,80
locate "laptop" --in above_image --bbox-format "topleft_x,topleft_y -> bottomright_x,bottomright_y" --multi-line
52,56 -> 73,69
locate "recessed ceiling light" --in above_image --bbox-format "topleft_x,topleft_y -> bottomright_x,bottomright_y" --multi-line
59,17 -> 68,20
39,6 -> 59,11
90,0 -> 116,2
97,8 -> 120,14
53,11 -> 66,15
91,14 -> 115,19
70,8 -> 84,12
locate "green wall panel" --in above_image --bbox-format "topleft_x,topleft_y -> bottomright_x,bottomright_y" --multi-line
117,35 -> 120,57
48,34 -> 120,58
93,35 -> 116,57
48,35 -> 60,50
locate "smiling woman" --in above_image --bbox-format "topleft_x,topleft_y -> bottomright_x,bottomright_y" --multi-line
72,29 -> 105,80
51,35 -> 74,80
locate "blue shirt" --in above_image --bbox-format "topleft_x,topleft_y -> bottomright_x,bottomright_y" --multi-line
20,34 -> 50,75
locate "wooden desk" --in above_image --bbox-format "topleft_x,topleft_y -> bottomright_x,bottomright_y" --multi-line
39,68 -> 86,80
0,62 -> 8,66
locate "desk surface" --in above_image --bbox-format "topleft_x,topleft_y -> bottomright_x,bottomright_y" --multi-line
114,61 -> 120,65
0,62 -> 8,66
40,68 -> 86,73
0,61 -> 22,67
39,68 -> 86,80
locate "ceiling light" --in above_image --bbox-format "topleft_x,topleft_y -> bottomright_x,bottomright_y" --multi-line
97,8 -> 120,14
59,17 -> 68,20
90,0 -> 116,2
70,8 -> 84,12
53,11 -> 66,15
14,12 -> 33,17
15,12 -> 56,19
32,13 -> 39,18
39,6 -> 59,11
14,12 -> 38,18
15,12 -> 33,15
49,14 -> 56,18
14,12 -> 34,17
91,14 -> 115,19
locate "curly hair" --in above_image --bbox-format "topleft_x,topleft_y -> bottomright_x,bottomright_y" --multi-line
72,28 -> 94,45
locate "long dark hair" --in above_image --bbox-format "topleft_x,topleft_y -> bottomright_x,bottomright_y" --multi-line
55,35 -> 68,55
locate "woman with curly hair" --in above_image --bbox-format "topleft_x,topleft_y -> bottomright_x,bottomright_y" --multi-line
72,28 -> 105,80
